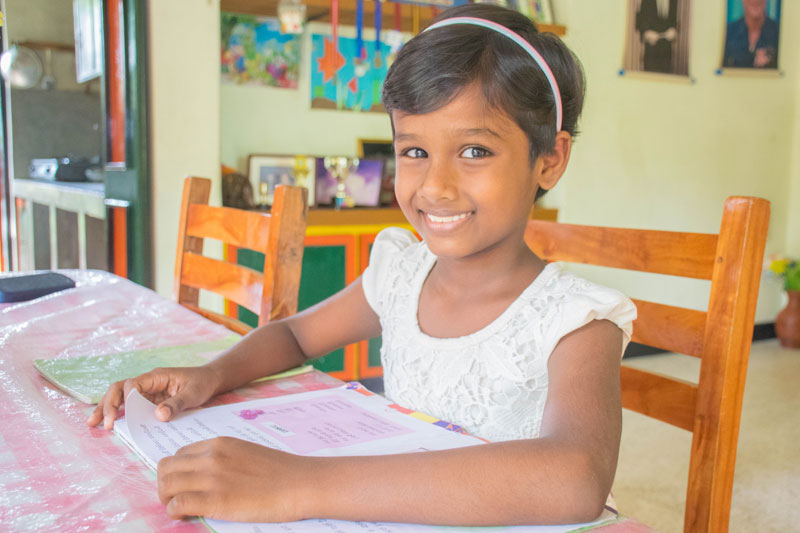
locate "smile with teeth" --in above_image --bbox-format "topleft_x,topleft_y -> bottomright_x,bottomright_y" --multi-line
424,212 -> 472,224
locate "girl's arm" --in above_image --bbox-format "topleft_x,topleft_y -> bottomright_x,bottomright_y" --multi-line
88,278 -> 381,428
205,277 -> 382,394
158,312 -> 624,525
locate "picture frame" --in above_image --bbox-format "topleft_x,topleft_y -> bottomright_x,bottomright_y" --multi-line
72,0 -> 103,83
357,139 -> 397,207
720,0 -> 781,70
315,158 -> 384,207
247,154 -> 316,207
622,0 -> 692,78
357,138 -> 394,159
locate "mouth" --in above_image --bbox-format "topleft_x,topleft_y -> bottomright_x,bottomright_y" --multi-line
420,210 -> 474,231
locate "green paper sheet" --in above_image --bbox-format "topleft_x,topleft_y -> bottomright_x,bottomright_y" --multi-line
33,335 -> 312,404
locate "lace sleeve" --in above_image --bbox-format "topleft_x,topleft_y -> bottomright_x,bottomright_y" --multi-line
361,227 -> 419,316
543,280 -> 638,360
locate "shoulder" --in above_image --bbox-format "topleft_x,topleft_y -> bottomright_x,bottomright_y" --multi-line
763,17 -> 780,36
371,227 -> 420,254
538,266 -> 637,354
368,227 -> 424,269
361,227 -> 424,314
727,17 -> 747,35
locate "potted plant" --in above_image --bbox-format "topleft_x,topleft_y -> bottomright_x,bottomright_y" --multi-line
767,255 -> 800,348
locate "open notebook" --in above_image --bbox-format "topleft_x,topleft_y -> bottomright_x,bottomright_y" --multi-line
33,335 -> 311,404
114,383 -> 620,533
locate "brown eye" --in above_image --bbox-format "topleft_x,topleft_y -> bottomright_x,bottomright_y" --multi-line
402,148 -> 428,158
460,146 -> 491,159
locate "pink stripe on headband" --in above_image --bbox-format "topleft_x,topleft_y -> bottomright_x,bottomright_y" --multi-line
423,16 -> 563,132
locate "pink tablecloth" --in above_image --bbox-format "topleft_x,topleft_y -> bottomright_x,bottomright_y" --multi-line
0,270 -> 341,531
0,270 -> 652,532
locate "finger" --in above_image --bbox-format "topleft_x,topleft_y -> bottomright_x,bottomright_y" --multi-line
87,388 -> 114,427
158,470 -> 214,505
165,491 -> 218,520
157,384 -> 206,421
124,369 -> 170,398
100,383 -> 125,430
171,438 -> 216,458
87,402 -> 105,427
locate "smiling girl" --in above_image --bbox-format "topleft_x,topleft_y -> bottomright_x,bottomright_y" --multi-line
90,4 -> 636,526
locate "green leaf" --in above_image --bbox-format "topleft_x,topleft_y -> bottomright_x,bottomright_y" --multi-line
785,264 -> 800,291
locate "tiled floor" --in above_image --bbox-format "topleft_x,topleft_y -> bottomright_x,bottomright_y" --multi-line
612,339 -> 800,532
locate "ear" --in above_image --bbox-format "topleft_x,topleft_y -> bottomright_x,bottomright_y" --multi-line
534,131 -> 573,192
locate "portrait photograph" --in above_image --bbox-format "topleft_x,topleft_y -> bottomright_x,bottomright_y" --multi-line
622,0 -> 693,77
248,154 -> 316,207
722,0 -> 781,69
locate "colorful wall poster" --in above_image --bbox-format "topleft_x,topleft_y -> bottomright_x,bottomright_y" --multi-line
310,34 -> 394,112
722,0 -> 781,69
221,13 -> 301,89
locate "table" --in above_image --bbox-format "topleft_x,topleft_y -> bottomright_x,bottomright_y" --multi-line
0,270 -> 652,532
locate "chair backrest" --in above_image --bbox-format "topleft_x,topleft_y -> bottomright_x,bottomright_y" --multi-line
174,176 -> 308,335
524,196 -> 770,533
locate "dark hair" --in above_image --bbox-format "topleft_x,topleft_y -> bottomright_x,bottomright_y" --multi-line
382,4 -> 585,200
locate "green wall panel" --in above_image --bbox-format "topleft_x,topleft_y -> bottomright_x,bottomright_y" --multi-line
236,245 -> 348,373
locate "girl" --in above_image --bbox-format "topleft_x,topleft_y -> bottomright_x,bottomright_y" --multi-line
89,4 -> 636,527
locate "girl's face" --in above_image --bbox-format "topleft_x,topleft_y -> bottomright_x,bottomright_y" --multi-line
392,83 -> 547,262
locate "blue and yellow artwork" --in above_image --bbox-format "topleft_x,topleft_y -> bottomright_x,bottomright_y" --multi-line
310,34 -> 394,112
221,13 -> 301,89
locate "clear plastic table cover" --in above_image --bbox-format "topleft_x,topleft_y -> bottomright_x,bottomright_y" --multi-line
0,270 -> 340,532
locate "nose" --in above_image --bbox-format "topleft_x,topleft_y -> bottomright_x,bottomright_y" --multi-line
417,156 -> 458,202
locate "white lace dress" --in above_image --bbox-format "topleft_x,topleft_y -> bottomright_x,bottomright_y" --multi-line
361,228 -> 637,442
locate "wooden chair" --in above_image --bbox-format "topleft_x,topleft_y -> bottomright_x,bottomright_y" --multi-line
524,197 -> 770,533
174,176 -> 308,335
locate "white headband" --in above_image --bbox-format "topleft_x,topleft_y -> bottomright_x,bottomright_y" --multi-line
423,16 -> 563,132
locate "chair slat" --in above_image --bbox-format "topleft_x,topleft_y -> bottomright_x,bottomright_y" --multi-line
180,252 -> 263,314
525,221 -> 719,280
179,303 -> 253,336
186,204 -> 271,251
631,299 -> 706,358
620,366 -> 698,431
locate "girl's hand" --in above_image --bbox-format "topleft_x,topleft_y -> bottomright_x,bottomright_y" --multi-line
157,437 -> 314,522
86,366 -> 223,430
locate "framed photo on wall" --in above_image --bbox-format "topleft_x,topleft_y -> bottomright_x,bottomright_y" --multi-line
622,0 -> 693,78
721,0 -> 781,70
248,154 -> 316,207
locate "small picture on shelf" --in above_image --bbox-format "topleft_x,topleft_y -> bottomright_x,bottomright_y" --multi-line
248,154 -> 316,207
315,158 -> 384,208
357,139 -> 397,207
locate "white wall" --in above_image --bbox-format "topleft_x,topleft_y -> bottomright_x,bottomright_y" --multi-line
553,0 -> 799,322
148,0 -> 221,298
220,23 -> 397,171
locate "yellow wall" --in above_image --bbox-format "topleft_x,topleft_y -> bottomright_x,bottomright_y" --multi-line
786,21 -> 800,257
148,0 -> 221,299
551,0 -> 799,322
